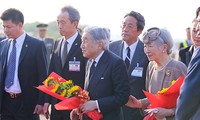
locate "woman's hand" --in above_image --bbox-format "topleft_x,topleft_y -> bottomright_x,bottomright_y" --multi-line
125,95 -> 142,108
153,107 -> 174,120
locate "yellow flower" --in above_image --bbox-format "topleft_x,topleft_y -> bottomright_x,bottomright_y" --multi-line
65,80 -> 73,85
68,85 -> 79,93
44,76 -> 54,87
44,74 -> 83,98
51,83 -> 59,93
60,89 -> 67,96
157,80 -> 176,94
171,80 -> 176,85
158,88 -> 168,94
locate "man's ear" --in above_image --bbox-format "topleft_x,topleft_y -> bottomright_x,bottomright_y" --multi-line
137,29 -> 143,36
97,41 -> 104,50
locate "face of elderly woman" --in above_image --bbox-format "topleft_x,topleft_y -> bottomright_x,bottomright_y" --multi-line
144,41 -> 166,62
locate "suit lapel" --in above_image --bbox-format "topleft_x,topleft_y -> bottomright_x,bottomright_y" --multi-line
185,46 -> 193,66
2,40 -> 11,72
19,35 -> 30,64
66,35 -> 81,61
87,51 -> 109,94
117,41 -> 124,58
54,39 -> 63,69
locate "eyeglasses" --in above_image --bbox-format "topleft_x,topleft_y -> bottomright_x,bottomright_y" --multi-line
142,27 -> 161,41
120,23 -> 136,30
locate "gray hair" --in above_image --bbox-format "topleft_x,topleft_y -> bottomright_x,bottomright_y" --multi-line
142,27 -> 173,54
83,26 -> 110,50
61,5 -> 80,24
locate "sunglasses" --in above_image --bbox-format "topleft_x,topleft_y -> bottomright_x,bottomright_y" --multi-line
143,27 -> 161,41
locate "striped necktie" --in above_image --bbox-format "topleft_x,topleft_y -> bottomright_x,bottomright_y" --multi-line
5,39 -> 16,88
125,47 -> 130,69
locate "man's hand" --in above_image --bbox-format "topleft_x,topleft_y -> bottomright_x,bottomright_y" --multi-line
70,109 -> 79,120
79,100 -> 97,113
43,102 -> 50,119
33,104 -> 43,114
125,95 -> 142,108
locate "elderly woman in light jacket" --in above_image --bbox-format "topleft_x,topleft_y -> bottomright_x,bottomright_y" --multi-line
126,27 -> 187,120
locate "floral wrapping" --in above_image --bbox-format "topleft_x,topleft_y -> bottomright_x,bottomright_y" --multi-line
36,72 -> 103,120
143,76 -> 185,120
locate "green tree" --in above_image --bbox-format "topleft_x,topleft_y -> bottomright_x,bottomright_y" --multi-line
24,21 -> 87,40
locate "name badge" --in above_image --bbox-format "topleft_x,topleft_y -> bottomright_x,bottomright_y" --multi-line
69,57 -> 80,72
131,63 -> 143,77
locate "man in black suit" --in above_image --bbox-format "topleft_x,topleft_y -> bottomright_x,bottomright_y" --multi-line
0,8 -> 47,120
179,45 -> 194,66
109,11 -> 149,120
43,5 -> 86,120
71,26 -> 130,120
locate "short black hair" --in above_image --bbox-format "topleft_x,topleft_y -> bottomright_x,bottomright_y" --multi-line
196,6 -> 200,18
0,8 -> 24,25
124,11 -> 145,31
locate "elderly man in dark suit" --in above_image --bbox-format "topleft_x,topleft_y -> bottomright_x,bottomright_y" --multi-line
0,8 -> 47,120
71,26 -> 130,120
176,12 -> 200,120
43,5 -> 87,120
109,11 -> 149,120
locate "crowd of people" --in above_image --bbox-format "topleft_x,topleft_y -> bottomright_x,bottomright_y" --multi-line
0,5 -> 200,120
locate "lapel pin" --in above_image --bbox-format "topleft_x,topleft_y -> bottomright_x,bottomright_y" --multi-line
25,44 -> 28,47
166,70 -> 171,77
75,43 -> 78,45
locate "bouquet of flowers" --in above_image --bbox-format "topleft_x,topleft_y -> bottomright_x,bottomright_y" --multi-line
143,76 -> 184,120
36,72 -> 103,120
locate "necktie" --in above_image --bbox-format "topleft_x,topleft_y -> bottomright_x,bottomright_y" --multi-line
62,40 -> 68,67
125,47 -> 130,69
84,60 -> 96,90
5,39 -> 16,88
89,61 -> 96,79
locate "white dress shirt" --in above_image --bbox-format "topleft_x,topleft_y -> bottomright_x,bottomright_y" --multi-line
122,39 -> 138,62
61,32 -> 78,58
5,32 -> 26,93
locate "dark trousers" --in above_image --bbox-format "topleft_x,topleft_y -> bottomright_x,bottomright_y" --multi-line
1,92 -> 39,120
122,106 -> 144,120
50,105 -> 71,120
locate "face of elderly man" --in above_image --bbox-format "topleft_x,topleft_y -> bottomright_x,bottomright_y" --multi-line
81,32 -> 103,59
